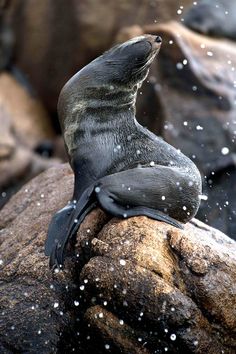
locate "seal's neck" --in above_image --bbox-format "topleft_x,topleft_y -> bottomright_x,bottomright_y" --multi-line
66,83 -> 138,128
61,83 -> 139,154
83,83 -> 137,111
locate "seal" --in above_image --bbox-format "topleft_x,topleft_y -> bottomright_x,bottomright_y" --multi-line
184,0 -> 236,40
45,34 -> 202,268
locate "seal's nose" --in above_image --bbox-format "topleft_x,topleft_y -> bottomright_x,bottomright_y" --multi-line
155,36 -> 162,43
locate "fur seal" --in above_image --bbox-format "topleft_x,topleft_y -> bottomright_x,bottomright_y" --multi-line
45,35 -> 202,268
184,0 -> 236,40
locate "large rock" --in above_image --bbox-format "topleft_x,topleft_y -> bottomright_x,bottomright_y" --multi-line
0,164 -> 235,353
4,0 -> 192,112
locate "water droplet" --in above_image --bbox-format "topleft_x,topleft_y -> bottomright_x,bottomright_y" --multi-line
176,62 -> 183,70
196,125 -> 203,130
207,51 -> 213,57
221,147 -> 229,155
198,194 -> 208,201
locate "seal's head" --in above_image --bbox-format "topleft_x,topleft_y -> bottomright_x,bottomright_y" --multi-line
67,34 -> 162,92
99,34 -> 162,86
58,35 -> 162,140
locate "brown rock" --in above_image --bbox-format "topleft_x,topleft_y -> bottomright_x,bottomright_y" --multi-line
0,72 -> 54,149
0,72 -> 60,208
0,164 -> 235,353
80,217 -> 236,353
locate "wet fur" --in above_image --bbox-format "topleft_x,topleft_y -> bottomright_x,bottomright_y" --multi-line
45,35 -> 202,268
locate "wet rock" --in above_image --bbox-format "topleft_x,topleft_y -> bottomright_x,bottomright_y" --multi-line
0,164 -> 235,353
5,0 -> 192,112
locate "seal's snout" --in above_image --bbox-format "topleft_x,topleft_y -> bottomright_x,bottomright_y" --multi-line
155,36 -> 162,43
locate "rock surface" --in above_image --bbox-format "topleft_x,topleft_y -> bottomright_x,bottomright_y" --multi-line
0,164 -> 235,353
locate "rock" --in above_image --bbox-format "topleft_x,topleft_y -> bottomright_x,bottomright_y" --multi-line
118,21 -> 236,238
154,22 -> 236,238
0,72 -> 54,149
5,0 -> 192,112
0,71 -> 60,208
0,164 -> 235,353
183,0 -> 236,41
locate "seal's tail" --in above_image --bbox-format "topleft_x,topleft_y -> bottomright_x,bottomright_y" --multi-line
45,186 -> 96,268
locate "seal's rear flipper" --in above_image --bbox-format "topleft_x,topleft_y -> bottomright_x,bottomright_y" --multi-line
45,203 -> 75,257
50,201 -> 97,268
45,185 -> 96,268
96,188 -> 183,229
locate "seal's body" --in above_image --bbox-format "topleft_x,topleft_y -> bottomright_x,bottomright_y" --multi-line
184,0 -> 236,40
45,35 -> 202,268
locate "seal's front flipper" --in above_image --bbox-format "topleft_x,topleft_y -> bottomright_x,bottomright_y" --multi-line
45,185 -> 96,268
96,188 -> 183,229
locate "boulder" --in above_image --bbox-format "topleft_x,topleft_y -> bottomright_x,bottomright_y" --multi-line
0,164 -> 235,353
